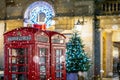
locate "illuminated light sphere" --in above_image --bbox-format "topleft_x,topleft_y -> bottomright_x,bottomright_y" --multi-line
33,55 -> 39,63
24,1 -> 55,28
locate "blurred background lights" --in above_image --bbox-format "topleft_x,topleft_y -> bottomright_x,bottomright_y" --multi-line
112,25 -> 118,30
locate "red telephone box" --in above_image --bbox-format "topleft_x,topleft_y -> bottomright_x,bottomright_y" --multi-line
4,27 -> 66,80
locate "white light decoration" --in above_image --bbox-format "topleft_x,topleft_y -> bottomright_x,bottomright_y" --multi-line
24,1 -> 55,28
33,56 -> 39,63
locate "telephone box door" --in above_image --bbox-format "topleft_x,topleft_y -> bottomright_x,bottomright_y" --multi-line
52,47 -> 66,80
36,45 -> 50,80
5,45 -> 31,80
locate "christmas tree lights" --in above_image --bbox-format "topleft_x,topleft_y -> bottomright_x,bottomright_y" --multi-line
66,32 -> 91,72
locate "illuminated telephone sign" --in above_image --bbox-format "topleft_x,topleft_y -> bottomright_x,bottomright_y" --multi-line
8,36 -> 31,41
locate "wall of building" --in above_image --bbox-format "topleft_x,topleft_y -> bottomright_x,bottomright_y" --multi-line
6,19 -> 23,31
0,21 -> 5,68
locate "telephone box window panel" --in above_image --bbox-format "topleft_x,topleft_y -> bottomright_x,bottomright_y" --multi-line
36,34 -> 49,42
39,48 -> 47,56
56,49 -> 62,56
39,48 -> 47,64
56,72 -> 62,78
40,66 -> 46,72
40,57 -> 46,64
12,74 -> 28,80
11,49 -> 17,56
52,34 -> 65,44
11,66 -> 17,72
56,64 -> 62,70
11,57 -> 16,64
40,75 -> 46,80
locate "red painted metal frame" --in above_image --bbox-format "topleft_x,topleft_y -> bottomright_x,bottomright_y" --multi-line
4,27 -> 66,80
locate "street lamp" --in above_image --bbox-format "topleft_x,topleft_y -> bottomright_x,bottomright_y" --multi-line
74,19 -> 83,32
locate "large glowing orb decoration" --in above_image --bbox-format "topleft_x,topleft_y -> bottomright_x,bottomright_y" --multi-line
24,1 -> 55,28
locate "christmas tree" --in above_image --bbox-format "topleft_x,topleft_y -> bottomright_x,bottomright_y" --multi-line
66,32 -> 91,72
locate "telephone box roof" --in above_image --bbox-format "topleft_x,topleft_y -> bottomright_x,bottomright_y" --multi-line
4,27 -> 66,38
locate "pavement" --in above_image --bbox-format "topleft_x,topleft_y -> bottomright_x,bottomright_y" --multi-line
101,73 -> 119,80
102,77 -> 119,80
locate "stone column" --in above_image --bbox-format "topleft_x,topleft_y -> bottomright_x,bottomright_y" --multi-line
94,28 -> 101,77
119,48 -> 120,60
93,17 -> 101,77
105,31 -> 113,77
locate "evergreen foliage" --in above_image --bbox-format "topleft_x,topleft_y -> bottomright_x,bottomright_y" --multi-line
66,32 -> 91,72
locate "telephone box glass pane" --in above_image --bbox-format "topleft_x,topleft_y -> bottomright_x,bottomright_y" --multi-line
18,66 -> 27,72
12,49 -> 17,56
11,66 -> 17,72
39,48 -> 46,56
56,57 -> 60,63
56,64 -> 62,70
18,57 -> 25,64
40,75 -> 46,80
12,74 -> 16,80
12,57 -> 17,64
12,74 -> 28,80
56,49 -> 62,56
40,57 -> 46,64
39,48 -> 47,65
17,49 -> 26,55
40,66 -> 46,72
56,72 -> 62,78
18,74 -> 28,80
56,49 -> 62,64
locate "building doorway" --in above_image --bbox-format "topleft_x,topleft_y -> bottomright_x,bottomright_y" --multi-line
113,42 -> 120,77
